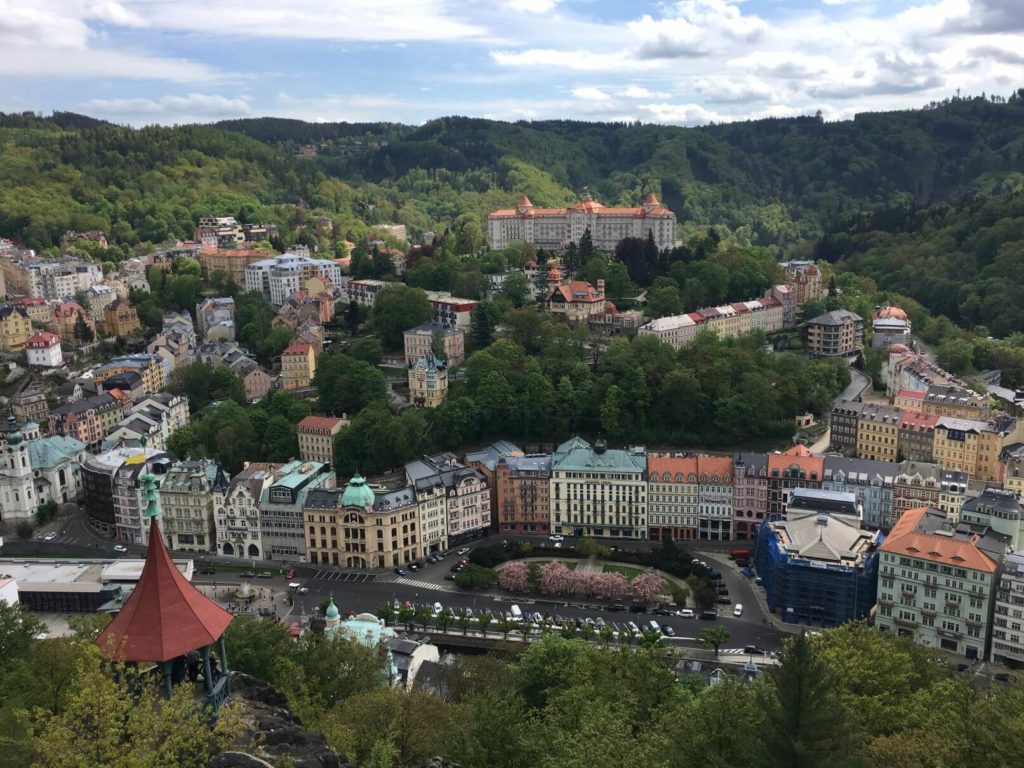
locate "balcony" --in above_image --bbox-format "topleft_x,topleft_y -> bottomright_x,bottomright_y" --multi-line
921,609 -> 936,618
902,589 -> 916,598
893,617 -> 918,629
965,619 -> 984,629
945,598 -> 961,609
878,598 -> 894,608
938,628 -> 961,640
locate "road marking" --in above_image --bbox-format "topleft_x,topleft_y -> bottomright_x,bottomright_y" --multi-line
396,577 -> 445,591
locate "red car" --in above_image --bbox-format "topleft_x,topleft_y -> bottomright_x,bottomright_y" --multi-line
286,568 -> 297,579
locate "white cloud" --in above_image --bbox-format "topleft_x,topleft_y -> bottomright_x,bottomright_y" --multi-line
82,93 -> 252,121
572,86 -> 612,101
505,0 -> 562,13
623,85 -> 653,98
492,48 -> 639,71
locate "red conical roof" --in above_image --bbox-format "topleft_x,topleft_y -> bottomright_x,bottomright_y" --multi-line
96,517 -> 233,662
644,193 -> 659,205
518,195 -> 533,207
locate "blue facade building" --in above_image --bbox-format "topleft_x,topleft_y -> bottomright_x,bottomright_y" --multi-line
754,505 -> 883,627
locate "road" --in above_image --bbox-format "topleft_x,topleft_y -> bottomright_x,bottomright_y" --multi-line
808,366 -> 873,453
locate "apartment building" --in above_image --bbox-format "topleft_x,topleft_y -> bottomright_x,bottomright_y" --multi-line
544,276 -> 608,326
733,452 -> 769,541
11,385 -> 49,426
876,506 -> 1007,660
78,447 -> 171,541
830,400 -> 866,454
15,296 -> 52,325
0,304 -> 33,352
296,415 -> 347,465
46,300 -> 96,342
196,297 -> 236,341
822,456 -> 896,530
49,393 -> 129,452
990,552 -> 1024,665
303,475 -> 420,568
408,354 -> 448,408
959,489 -> 1024,551
550,437 -> 647,539
1001,446 -> 1024,496
403,323 -> 465,366
767,446 -> 824,518
488,193 -> 676,252
94,354 -> 169,395
281,343 -> 316,391
939,470 -> 971,521
494,454 -> 552,536
856,402 -> 903,462
159,460 -> 227,553
213,462 -> 280,560
781,260 -> 824,306
933,415 -> 1024,482
197,248 -> 270,285
259,460 -> 336,560
697,456 -> 735,540
806,309 -> 863,358
102,298 -> 142,338
244,254 -> 342,307
638,293 -> 785,350
754,498 -> 881,626
425,291 -> 478,330
415,481 -> 449,556
898,410 -> 938,462
195,216 -> 244,247
647,455 -> 700,541
405,454 -> 491,546
894,461 -> 943,524
871,306 -> 912,348
25,331 -> 63,368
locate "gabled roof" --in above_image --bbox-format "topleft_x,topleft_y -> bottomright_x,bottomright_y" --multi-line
880,506 -> 1002,573
96,516 -> 232,662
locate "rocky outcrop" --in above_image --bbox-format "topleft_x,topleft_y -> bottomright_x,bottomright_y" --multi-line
209,673 -> 355,768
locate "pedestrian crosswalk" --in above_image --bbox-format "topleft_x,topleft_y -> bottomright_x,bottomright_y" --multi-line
396,576 -> 448,591
310,570 -> 376,583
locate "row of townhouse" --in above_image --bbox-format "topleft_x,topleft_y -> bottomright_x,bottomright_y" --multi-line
830,396 -> 1023,482
637,285 -> 790,350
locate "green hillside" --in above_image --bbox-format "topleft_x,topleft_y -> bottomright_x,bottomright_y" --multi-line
1,93 -> 1023,256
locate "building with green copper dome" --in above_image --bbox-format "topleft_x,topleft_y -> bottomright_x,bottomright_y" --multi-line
341,473 -> 376,510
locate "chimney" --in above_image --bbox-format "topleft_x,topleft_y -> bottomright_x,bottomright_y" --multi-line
597,279 -> 605,295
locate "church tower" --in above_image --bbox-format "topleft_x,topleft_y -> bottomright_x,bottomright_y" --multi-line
1,417 -> 34,522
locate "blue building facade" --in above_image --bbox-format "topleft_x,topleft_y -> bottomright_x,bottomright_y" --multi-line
754,518 -> 882,627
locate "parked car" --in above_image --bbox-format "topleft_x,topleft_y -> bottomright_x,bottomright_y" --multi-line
733,603 -> 744,617
394,567 -> 407,576
432,602 -> 443,617
700,610 -> 718,621
717,596 -> 732,605
594,617 -> 606,628
457,547 -> 470,556
653,607 -> 672,616
677,608 -> 695,619
199,568 -> 216,575
286,568 -> 297,579
549,534 -> 564,542
409,563 -> 420,571
531,611 -> 544,624
257,571 -> 272,579
44,532 -> 57,541
240,570 -> 255,577
608,603 -> 625,612
628,603 -> 646,613
426,555 -> 438,564
662,625 -> 676,637
444,573 -> 456,581
626,621 -> 640,634
744,645 -> 766,655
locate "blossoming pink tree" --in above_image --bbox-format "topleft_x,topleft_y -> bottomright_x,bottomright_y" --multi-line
539,562 -> 574,595
629,572 -> 665,604
498,560 -> 529,592
590,572 -> 629,601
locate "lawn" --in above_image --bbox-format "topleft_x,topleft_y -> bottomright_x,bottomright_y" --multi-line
602,564 -> 643,579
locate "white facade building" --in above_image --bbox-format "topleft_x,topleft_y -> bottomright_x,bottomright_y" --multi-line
245,254 -> 342,307
25,331 -> 63,367
488,193 -> 676,253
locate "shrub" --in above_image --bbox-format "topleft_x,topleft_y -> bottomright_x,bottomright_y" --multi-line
455,564 -> 498,589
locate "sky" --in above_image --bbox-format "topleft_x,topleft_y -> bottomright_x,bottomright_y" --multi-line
0,0 -> 1022,126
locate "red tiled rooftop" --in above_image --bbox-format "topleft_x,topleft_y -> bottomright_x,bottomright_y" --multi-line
881,507 -> 997,573
298,415 -> 345,431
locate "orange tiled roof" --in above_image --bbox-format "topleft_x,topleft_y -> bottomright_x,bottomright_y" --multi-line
550,280 -> 604,304
881,507 -> 997,573
298,415 -> 345,431
901,411 -> 939,429
698,455 -> 734,479
647,455 -> 698,478
897,389 -> 927,401
768,448 -> 823,477
282,342 -> 312,356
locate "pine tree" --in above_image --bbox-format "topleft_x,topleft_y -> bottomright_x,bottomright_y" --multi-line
578,227 -> 595,263
470,303 -> 495,349
756,632 -> 859,768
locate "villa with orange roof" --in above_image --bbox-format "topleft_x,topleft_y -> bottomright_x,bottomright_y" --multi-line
543,271 -> 607,326
876,506 -> 1008,659
488,192 -> 676,253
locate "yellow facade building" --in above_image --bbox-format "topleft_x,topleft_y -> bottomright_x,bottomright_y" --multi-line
933,416 -> 1024,482
281,342 -> 316,391
855,403 -> 903,462
0,304 -> 32,352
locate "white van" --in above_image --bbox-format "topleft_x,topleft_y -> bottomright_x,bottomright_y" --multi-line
647,620 -> 661,633
510,604 -> 523,621
733,604 -> 743,617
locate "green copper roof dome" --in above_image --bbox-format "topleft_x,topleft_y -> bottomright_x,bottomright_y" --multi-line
325,598 -> 340,621
341,473 -> 376,509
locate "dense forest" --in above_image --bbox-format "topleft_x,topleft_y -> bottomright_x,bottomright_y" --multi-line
2,92 -> 1024,256
4,601 -> 1024,768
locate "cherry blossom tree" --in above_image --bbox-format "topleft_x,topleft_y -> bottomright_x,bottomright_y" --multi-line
629,572 -> 665,604
590,572 -> 629,601
539,562 -> 574,595
498,560 -> 529,592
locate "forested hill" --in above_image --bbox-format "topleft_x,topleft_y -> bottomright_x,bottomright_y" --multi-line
1,93 -> 1023,254
823,191 -> 1024,338
217,93 -> 1024,243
